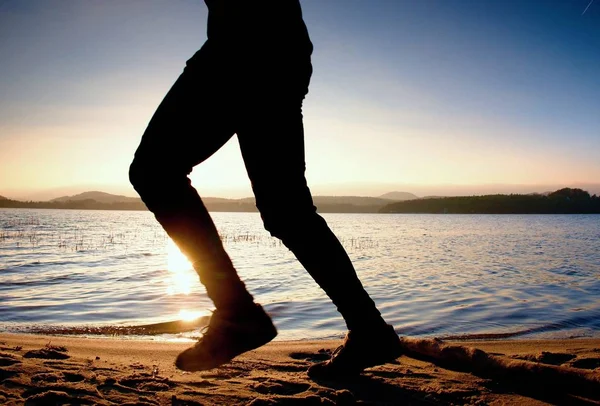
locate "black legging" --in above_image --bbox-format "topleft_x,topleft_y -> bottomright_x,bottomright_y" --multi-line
129,2 -> 385,332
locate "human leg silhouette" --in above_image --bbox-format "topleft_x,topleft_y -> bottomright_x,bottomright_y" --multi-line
233,62 -> 402,378
129,47 -> 257,313
131,0 -> 401,375
235,81 -> 388,333
130,46 -> 279,372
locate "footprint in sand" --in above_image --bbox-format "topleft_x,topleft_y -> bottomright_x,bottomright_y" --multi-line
23,385 -> 103,404
0,353 -> 22,366
250,378 -> 311,396
513,352 -> 576,366
119,372 -> 175,392
185,379 -> 217,388
571,358 -> 600,370
24,345 -> 70,360
42,360 -> 87,370
288,350 -> 332,362
0,367 -> 21,381
199,365 -> 251,380
30,371 -> 87,384
269,363 -> 307,373
31,372 -> 61,383
63,372 -> 86,382
24,391 -> 82,406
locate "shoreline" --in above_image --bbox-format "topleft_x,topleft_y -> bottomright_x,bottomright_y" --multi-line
3,312 -> 600,344
3,316 -> 600,344
1,333 -> 599,405
4,323 -> 600,344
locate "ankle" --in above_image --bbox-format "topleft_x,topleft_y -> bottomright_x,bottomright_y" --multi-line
349,321 -> 392,336
216,302 -> 265,320
349,323 -> 396,341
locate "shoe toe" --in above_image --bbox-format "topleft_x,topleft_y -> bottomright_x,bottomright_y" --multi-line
174,348 -> 196,371
306,361 -> 329,379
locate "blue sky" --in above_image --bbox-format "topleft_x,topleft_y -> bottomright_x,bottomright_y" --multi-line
0,0 -> 598,199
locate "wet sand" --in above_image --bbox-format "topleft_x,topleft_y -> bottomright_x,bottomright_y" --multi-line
1,333 -> 599,405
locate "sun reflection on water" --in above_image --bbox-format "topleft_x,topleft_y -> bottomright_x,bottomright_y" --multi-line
165,238 -> 197,295
178,309 -> 209,322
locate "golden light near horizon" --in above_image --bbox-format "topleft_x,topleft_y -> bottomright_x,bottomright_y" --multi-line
165,238 -> 197,296
1,0 -> 599,201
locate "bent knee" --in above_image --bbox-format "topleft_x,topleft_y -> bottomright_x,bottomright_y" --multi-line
128,158 -> 149,192
129,156 -> 194,201
129,157 -> 167,196
261,208 -> 322,241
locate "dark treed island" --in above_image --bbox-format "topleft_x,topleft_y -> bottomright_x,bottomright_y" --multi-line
379,188 -> 600,214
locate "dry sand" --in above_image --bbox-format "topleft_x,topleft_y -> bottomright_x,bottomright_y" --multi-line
1,333 -> 599,405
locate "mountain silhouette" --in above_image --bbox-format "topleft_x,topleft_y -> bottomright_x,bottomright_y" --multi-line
378,191 -> 419,201
4,189 -> 598,214
51,191 -> 140,204
6,191 -> 414,213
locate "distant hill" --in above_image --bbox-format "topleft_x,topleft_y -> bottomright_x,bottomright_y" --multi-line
378,191 -> 418,201
314,196 -> 395,206
51,191 -> 140,204
1,191 -> 398,213
4,189 -> 600,214
230,195 -> 395,205
311,196 -> 396,213
222,196 -> 397,212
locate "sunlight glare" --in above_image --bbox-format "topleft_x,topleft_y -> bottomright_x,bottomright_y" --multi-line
178,309 -> 209,322
166,238 -> 197,295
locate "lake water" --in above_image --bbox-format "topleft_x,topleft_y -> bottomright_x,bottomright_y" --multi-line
1,208 -> 599,342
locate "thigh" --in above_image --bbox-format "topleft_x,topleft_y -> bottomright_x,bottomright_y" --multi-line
236,53 -> 314,210
236,95 -> 314,214
133,46 -> 235,174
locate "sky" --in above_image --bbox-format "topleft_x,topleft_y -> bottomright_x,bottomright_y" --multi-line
1,0 -> 599,200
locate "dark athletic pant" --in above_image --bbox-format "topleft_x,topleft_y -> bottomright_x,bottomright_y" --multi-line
129,41 -> 385,332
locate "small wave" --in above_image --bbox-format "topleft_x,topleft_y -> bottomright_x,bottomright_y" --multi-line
2,272 -> 87,287
440,329 -> 535,340
23,316 -> 211,337
440,311 -> 600,340
8,259 -> 81,269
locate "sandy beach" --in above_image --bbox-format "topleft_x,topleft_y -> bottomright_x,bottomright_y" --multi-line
1,333 -> 599,405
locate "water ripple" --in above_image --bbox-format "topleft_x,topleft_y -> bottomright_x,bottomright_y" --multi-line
1,209 -> 599,341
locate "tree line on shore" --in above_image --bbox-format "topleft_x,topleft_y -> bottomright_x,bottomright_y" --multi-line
379,188 -> 600,214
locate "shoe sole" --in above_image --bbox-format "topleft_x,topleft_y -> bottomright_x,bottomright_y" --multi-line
307,341 -> 403,379
175,326 -> 277,372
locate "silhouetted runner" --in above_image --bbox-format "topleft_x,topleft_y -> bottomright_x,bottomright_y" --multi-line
129,0 -> 401,378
